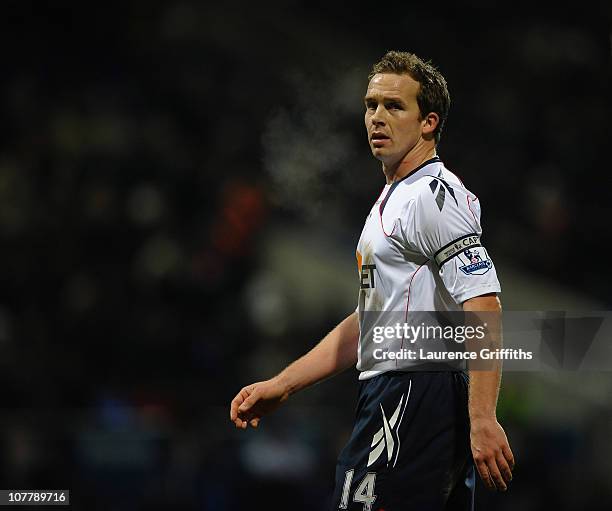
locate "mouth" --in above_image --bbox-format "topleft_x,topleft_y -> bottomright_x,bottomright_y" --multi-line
370,132 -> 390,147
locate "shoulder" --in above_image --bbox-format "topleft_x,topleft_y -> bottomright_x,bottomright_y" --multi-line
421,161 -> 482,202
404,173 -> 461,216
406,171 -> 482,233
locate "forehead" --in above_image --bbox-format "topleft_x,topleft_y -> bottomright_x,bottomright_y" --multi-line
365,73 -> 420,101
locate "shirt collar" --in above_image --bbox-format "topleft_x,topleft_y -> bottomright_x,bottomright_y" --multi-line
395,156 -> 442,187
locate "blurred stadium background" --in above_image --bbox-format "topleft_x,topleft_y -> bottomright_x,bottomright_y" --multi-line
1,2 -> 611,510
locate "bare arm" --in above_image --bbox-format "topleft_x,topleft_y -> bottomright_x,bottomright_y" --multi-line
464,293 -> 515,491
230,311 -> 360,429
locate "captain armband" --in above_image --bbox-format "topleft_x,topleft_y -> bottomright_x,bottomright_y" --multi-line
433,234 -> 481,267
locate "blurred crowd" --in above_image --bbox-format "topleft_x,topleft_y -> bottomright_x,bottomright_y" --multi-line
0,2 -> 611,509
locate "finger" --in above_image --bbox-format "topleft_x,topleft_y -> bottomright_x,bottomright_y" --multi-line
239,409 -> 256,425
496,451 -> 513,483
230,387 -> 250,420
475,461 -> 495,491
230,395 -> 242,421
250,418 -> 260,428
232,385 -> 257,418
486,458 -> 508,491
238,391 -> 259,413
502,443 -> 515,470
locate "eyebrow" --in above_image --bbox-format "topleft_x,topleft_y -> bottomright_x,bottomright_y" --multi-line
363,95 -> 406,104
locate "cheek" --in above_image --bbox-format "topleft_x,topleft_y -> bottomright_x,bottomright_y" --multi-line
397,121 -> 421,140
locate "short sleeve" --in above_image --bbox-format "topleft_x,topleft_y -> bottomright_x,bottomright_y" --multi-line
405,180 -> 501,304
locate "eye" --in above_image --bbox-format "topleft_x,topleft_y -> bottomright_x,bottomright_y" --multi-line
386,102 -> 403,111
365,101 -> 377,110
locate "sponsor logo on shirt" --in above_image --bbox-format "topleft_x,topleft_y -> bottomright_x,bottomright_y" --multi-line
360,264 -> 377,289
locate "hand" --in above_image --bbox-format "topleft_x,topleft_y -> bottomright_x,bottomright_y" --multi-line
230,378 -> 290,430
470,417 -> 515,491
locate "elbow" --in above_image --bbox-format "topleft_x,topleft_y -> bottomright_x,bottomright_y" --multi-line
462,292 -> 501,312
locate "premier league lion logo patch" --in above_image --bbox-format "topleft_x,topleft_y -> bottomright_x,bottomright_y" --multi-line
458,248 -> 493,275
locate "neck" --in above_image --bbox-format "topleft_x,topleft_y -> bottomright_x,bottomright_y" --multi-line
382,141 -> 437,184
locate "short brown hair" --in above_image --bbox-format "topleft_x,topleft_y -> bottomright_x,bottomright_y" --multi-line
369,51 -> 450,145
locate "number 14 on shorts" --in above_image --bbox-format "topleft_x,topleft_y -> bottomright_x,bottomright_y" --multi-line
339,470 -> 377,511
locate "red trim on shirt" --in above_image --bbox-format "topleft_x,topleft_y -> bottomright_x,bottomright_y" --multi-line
396,263 -> 426,366
405,263 -> 426,314
467,195 -> 479,224
378,190 -> 398,237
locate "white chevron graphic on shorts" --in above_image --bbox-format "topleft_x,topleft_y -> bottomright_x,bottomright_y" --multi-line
366,380 -> 411,468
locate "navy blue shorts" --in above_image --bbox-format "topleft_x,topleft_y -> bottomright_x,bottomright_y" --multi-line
330,371 -> 475,511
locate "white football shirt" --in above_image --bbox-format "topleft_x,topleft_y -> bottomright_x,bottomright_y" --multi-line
356,156 -> 501,379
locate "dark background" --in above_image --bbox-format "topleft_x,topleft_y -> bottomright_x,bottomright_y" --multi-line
1,2 -> 611,510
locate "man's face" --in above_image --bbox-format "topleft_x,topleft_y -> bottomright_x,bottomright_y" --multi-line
364,73 -> 425,167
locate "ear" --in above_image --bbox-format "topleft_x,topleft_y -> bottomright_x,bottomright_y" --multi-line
421,112 -> 439,138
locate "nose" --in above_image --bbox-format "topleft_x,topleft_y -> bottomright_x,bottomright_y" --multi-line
371,105 -> 386,127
